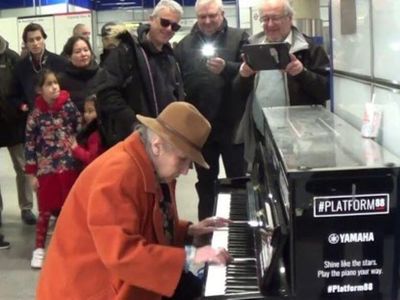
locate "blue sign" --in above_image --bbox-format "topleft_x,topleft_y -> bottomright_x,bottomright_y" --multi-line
95,0 -> 142,10
35,0 -> 66,5
0,0 -> 33,9
69,0 -> 93,9
0,0 -> 90,9
144,0 -> 183,8
0,0 -> 236,10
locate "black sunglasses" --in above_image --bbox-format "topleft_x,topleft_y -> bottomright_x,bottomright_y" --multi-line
159,18 -> 181,32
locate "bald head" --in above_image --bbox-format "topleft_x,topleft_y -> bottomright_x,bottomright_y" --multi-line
258,0 -> 294,42
73,24 -> 91,40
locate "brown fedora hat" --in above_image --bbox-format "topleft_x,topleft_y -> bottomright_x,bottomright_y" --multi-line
136,102 -> 211,169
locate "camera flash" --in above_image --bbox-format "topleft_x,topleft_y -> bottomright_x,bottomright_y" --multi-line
202,44 -> 215,57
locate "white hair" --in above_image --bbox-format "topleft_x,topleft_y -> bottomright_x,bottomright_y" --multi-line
258,0 -> 294,17
195,0 -> 223,12
151,0 -> 184,18
138,125 -> 175,155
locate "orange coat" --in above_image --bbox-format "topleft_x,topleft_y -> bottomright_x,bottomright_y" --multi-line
36,132 -> 191,300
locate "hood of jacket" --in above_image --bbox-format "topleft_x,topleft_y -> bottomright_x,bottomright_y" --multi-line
35,90 -> 70,113
0,36 -> 8,54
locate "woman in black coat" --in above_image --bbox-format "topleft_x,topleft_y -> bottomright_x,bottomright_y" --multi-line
59,36 -> 108,113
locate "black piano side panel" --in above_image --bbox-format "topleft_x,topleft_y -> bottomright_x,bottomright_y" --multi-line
292,169 -> 399,300
260,106 -> 400,300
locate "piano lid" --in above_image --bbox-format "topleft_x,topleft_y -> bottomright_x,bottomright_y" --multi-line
262,106 -> 400,172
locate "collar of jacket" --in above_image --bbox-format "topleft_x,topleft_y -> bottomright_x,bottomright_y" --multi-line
65,60 -> 99,80
28,49 -> 50,72
0,36 -> 7,54
191,17 -> 228,40
137,23 -> 174,55
123,132 -> 176,195
290,26 -> 309,53
35,90 -> 70,112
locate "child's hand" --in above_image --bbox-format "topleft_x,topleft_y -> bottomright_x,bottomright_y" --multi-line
68,137 -> 78,150
20,103 -> 29,112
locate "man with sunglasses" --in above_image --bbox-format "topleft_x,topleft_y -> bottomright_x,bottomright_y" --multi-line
174,0 -> 249,221
96,0 -> 185,148
235,0 -> 330,168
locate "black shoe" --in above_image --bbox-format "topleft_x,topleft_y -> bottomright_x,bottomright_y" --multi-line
0,235 -> 10,250
21,210 -> 37,225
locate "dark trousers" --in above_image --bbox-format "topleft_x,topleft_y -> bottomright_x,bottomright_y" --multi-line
195,140 -> 245,221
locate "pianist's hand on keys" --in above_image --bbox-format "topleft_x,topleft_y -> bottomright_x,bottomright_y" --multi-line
187,216 -> 232,236
194,245 -> 232,265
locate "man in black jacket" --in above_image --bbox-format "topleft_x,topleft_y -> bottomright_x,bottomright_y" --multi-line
0,35 -> 35,226
97,0 -> 185,148
175,0 -> 249,220
10,23 -> 68,111
8,24 -> 68,225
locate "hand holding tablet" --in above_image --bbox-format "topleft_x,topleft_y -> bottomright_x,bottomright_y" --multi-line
242,42 -> 291,71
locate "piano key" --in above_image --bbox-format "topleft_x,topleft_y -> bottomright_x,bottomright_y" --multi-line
204,191 -> 263,299
204,265 -> 227,296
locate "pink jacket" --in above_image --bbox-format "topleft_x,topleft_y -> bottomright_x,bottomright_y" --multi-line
72,130 -> 104,166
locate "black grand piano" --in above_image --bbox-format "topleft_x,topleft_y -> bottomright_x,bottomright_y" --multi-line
203,106 -> 400,300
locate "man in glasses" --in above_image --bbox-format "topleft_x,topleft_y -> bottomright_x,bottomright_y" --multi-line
235,0 -> 330,168
175,0 -> 249,221
96,0 -> 185,148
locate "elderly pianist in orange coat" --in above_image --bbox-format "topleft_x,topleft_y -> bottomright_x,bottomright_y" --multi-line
36,102 -> 231,300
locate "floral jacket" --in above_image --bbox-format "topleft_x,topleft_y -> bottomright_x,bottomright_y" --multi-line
25,90 -> 81,176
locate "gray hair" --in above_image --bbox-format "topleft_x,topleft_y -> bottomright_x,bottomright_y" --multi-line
195,0 -> 223,12
72,23 -> 87,36
137,124 -> 175,155
151,0 -> 184,18
258,0 -> 294,17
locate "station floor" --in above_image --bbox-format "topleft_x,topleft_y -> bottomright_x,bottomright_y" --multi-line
0,146 -> 210,299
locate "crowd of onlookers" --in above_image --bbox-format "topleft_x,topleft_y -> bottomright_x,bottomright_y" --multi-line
0,0 -> 329,298
0,21 -> 112,259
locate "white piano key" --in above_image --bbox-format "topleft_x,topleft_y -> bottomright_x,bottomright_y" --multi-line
211,228 -> 228,248
264,202 -> 274,228
204,193 -> 231,297
204,264 -> 227,296
215,193 -> 231,218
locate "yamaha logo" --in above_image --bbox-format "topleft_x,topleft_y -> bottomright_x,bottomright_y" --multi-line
328,233 -> 340,244
328,232 -> 375,244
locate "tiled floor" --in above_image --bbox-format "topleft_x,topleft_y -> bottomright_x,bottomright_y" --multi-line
0,147 -> 209,299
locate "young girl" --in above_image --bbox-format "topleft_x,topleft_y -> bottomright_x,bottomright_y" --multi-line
25,69 -> 81,269
70,95 -> 104,166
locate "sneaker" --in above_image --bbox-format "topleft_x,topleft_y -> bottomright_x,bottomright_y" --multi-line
21,210 -> 37,225
0,235 -> 10,250
31,248 -> 45,269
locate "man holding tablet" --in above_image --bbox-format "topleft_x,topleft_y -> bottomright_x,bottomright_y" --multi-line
235,0 -> 331,168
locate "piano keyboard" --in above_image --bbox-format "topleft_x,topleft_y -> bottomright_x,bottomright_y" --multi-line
204,193 -> 262,299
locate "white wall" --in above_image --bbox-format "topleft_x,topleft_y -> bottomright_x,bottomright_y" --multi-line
0,4 -> 92,55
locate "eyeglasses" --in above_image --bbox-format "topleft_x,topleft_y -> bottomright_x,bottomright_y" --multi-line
159,18 -> 181,32
259,14 -> 288,24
